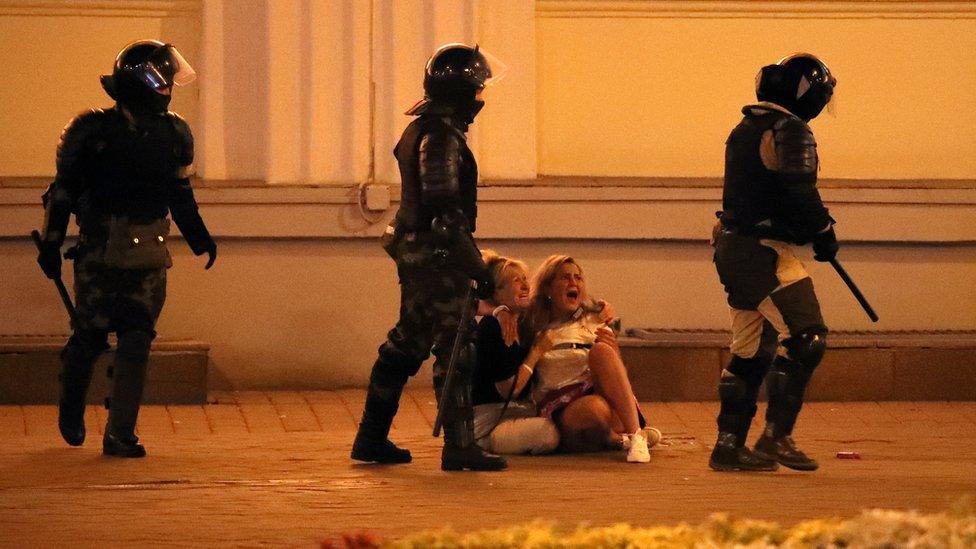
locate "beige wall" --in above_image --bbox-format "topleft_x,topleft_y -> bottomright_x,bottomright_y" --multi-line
1,1 -> 974,388
3,184 -> 975,388
537,1 -> 976,179
0,1 -> 201,177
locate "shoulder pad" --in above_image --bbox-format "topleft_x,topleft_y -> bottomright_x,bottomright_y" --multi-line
772,116 -> 817,174
772,116 -> 816,147
60,108 -> 108,140
419,124 -> 462,157
166,112 -> 194,166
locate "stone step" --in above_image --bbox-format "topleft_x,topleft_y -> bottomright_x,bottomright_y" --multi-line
620,329 -> 976,402
0,335 -> 208,404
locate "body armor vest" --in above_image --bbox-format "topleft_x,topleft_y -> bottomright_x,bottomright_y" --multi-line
393,115 -> 478,233
76,109 -> 187,232
721,110 -> 797,242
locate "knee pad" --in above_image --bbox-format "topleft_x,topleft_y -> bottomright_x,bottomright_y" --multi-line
783,329 -> 827,370
115,330 -> 154,364
377,341 -> 424,377
62,331 -> 109,364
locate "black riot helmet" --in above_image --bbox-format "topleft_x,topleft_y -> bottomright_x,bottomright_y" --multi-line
100,40 -> 196,115
756,52 -> 836,121
405,43 -> 506,124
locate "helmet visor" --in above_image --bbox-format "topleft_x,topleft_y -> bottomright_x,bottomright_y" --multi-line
476,46 -> 508,88
824,77 -> 838,117
132,45 -> 196,91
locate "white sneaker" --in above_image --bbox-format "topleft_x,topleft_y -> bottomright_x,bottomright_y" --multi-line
646,427 -> 662,448
626,431 -> 650,463
621,428 -> 662,450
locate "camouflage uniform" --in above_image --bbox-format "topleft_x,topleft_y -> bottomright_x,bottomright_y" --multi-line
39,106 -> 214,452
353,109 -> 499,470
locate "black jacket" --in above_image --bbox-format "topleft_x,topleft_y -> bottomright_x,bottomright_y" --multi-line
721,103 -> 831,244
41,106 -> 213,254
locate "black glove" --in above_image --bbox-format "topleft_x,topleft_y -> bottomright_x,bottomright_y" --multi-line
473,269 -> 495,300
203,242 -> 217,270
812,226 -> 839,262
37,241 -> 62,279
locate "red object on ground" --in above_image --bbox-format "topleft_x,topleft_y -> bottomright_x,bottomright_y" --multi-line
836,451 -> 861,459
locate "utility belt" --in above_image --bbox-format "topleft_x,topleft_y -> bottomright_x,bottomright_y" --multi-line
381,221 -> 475,272
76,215 -> 172,270
719,219 -> 795,243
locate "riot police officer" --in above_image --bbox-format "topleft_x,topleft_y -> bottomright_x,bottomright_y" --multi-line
351,43 -> 506,471
710,53 -> 838,472
37,40 -> 216,458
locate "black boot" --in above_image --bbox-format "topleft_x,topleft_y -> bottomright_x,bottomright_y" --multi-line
754,430 -> 819,471
440,401 -> 506,472
709,432 -> 778,472
762,355 -> 819,470
351,358 -> 412,464
58,361 -> 94,447
103,432 -> 146,458
104,334 -> 150,458
442,444 -> 507,471
351,436 -> 411,464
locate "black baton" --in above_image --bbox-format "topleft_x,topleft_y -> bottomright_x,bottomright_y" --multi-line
829,258 -> 879,322
432,282 -> 476,438
31,230 -> 77,324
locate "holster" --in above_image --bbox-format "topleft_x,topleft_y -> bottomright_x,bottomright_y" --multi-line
102,216 -> 173,270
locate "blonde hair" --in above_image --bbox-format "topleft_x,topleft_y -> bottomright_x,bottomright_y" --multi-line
526,255 -> 591,333
481,249 -> 529,307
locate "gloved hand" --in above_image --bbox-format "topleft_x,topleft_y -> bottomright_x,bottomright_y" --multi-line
203,242 -> 217,270
37,241 -> 62,279
812,226 -> 839,262
473,269 -> 495,300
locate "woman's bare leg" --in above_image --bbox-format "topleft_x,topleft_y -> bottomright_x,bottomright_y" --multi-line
588,342 -> 640,434
555,395 -> 613,453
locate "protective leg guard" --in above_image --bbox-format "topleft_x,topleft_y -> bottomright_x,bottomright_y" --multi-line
757,331 -> 825,471
715,355 -> 769,447
764,331 -> 825,438
351,354 -> 415,464
103,330 -> 152,458
58,332 -> 106,446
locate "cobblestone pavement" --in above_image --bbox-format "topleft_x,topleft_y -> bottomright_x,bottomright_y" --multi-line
2,391 -> 975,547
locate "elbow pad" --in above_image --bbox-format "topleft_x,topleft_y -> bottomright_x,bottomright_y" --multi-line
773,118 -> 830,241
418,131 -> 461,209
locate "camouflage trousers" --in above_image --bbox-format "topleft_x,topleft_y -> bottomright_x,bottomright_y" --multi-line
72,243 -> 167,337
362,265 -> 478,447
59,243 -> 166,437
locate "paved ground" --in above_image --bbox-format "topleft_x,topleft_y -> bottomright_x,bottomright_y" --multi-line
1,390 -> 975,547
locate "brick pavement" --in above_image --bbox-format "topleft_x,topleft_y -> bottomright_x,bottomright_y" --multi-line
1,390 -> 975,547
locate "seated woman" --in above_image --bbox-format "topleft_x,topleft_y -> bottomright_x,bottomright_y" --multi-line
526,255 -> 660,463
472,250 -> 560,455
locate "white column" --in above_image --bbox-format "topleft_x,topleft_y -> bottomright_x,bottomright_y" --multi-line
307,0 -> 372,184
198,0 -> 226,179
265,0 -> 304,184
198,0 -> 537,184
